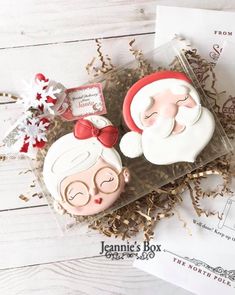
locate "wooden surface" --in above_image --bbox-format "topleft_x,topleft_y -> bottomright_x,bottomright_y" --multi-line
0,257 -> 193,295
1,0 -> 234,294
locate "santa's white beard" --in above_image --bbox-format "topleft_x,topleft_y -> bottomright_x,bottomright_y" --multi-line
141,107 -> 215,165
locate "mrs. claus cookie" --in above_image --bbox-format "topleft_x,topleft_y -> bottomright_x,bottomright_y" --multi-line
120,71 -> 215,165
43,115 -> 130,216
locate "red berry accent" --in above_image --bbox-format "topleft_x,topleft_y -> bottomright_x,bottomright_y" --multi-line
35,73 -> 48,82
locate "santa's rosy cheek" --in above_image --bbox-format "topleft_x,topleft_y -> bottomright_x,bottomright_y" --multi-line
141,110 -> 159,126
143,117 -> 157,126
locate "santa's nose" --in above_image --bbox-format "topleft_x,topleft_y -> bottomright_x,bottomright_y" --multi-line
161,103 -> 178,118
89,186 -> 99,197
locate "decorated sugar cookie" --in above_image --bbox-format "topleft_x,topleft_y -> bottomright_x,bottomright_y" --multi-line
120,71 -> 215,165
43,115 -> 130,216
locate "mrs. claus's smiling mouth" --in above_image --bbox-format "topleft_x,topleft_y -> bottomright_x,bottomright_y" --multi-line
94,198 -> 102,204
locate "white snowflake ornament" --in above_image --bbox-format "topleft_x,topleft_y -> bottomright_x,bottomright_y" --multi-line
19,73 -> 62,114
17,115 -> 50,154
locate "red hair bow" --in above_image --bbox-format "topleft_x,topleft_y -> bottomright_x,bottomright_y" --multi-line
74,118 -> 119,148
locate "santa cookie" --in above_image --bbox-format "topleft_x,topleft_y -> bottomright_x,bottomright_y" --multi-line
120,71 -> 215,165
43,115 -> 130,216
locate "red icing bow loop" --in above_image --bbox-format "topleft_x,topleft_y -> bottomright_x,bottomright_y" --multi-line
74,118 -> 119,148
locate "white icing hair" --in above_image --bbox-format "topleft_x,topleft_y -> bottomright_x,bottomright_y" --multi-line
130,78 -> 200,130
43,115 -> 122,201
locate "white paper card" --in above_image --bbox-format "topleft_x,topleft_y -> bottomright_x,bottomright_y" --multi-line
212,41 -> 235,162
155,6 -> 235,64
213,41 -> 235,113
134,178 -> 235,295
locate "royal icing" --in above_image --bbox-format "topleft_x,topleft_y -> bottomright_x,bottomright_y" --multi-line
43,115 -> 130,216
120,71 -> 215,165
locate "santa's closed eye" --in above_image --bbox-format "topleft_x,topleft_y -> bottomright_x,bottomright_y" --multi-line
176,95 -> 189,104
144,112 -> 158,119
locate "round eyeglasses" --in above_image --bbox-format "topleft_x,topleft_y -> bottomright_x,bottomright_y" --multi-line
63,167 -> 120,207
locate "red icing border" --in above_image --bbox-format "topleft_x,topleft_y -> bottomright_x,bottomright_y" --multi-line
122,71 -> 192,134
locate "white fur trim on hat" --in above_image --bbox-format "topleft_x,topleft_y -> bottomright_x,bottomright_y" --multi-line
119,131 -> 143,158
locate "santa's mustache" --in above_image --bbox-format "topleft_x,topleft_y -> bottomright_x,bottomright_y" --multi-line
144,105 -> 201,138
175,105 -> 201,126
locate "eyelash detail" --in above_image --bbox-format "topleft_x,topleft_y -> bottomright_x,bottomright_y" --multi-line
100,176 -> 114,187
68,192 -> 83,200
176,95 -> 189,104
144,112 -> 158,119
